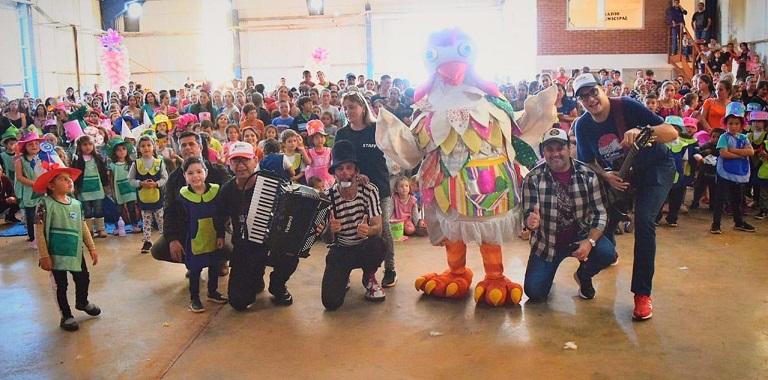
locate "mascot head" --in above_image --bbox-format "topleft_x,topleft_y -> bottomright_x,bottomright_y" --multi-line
424,28 -> 476,86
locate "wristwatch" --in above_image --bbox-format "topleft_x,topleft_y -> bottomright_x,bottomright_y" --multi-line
587,238 -> 597,247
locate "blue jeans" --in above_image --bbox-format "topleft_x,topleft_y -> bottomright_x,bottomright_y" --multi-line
670,26 -> 681,54
694,28 -> 709,41
604,161 -> 674,296
524,236 -> 616,301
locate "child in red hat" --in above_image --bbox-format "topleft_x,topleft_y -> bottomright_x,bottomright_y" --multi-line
33,165 -> 101,332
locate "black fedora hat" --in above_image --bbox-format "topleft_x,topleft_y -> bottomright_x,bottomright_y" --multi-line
329,140 -> 359,174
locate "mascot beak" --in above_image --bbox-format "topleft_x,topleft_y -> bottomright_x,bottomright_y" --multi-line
437,61 -> 468,86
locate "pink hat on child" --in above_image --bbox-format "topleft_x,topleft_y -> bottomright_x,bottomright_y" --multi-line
306,119 -> 326,136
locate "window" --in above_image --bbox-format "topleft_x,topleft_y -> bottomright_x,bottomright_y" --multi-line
567,0 -> 645,30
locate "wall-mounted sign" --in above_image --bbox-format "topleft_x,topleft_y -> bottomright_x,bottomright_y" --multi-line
567,0 -> 645,30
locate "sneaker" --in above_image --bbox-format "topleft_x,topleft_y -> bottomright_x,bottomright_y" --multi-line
755,211 -> 766,220
735,222 -> 756,232
75,302 -> 101,316
666,221 -> 678,228
189,298 -> 206,313
270,289 -> 293,306
140,241 -> 152,254
633,294 -> 653,320
60,317 -> 79,331
28,240 -> 37,250
207,292 -> 228,304
573,270 -> 595,300
611,253 -> 620,266
364,275 -> 386,302
132,225 -> 142,234
623,220 -> 633,233
710,223 -> 722,234
382,269 -> 397,288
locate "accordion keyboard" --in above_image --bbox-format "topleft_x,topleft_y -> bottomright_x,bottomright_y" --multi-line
245,173 -> 281,243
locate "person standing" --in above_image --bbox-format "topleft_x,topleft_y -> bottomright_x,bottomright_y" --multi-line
691,2 -> 711,43
572,74 -> 678,320
666,0 -> 688,55
335,92 -> 397,288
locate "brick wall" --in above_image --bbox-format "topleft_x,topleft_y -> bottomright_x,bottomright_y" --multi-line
538,0 -> 669,55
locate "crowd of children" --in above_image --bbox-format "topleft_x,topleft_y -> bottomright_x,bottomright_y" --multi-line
3,59 -> 766,330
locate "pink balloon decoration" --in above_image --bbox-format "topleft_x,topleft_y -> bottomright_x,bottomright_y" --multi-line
100,28 -> 129,89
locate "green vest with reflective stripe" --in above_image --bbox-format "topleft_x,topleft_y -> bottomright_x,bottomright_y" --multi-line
42,196 -> 84,272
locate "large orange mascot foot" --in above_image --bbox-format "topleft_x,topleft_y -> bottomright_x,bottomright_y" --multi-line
415,241 -> 474,299
473,243 -> 523,306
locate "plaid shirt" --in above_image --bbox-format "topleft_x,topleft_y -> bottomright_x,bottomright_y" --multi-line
521,159 -> 607,262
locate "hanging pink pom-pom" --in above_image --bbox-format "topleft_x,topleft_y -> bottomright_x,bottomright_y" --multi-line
311,47 -> 328,63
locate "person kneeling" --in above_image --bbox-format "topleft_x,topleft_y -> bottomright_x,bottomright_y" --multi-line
522,128 -> 616,302
321,140 -> 386,311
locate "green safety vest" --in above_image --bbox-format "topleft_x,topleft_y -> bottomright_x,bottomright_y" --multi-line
110,162 -> 137,205
1,151 -> 15,181
79,159 -> 105,202
42,196 -> 84,272
15,156 -> 41,208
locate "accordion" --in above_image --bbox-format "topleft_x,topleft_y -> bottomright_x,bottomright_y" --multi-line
244,170 -> 331,258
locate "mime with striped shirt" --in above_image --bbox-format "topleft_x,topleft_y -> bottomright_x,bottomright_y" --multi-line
321,140 -> 387,310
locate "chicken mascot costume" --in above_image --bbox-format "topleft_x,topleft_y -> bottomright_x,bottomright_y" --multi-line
376,28 -> 556,306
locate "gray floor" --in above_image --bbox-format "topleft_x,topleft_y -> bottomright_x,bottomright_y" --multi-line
1,208 -> 767,379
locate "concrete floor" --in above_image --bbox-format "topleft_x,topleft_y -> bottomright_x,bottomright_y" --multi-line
1,208 -> 767,380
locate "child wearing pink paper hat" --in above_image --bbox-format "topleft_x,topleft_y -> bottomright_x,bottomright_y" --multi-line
303,120 -> 334,190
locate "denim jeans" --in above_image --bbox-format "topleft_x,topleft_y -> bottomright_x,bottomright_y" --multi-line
694,28 -> 709,42
604,161 -> 674,296
380,196 -> 395,271
524,236 -> 616,301
670,25 -> 681,54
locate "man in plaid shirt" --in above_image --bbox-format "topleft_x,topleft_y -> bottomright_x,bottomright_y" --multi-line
522,128 -> 617,301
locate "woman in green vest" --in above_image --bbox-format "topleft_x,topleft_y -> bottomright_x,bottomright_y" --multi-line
107,137 -> 140,235
33,165 -> 101,332
70,135 -> 109,238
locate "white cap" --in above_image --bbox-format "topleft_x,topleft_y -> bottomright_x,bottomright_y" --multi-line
573,73 -> 599,95
227,141 -> 255,161
541,128 -> 569,146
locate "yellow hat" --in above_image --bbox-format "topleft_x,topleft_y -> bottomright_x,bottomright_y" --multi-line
153,113 -> 171,131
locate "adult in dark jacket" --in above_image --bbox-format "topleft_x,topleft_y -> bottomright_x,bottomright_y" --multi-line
151,131 -> 232,264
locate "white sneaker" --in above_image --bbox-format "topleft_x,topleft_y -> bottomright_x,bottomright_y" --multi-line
364,275 -> 386,302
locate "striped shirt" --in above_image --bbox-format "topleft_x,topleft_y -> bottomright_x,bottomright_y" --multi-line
325,182 -> 381,247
